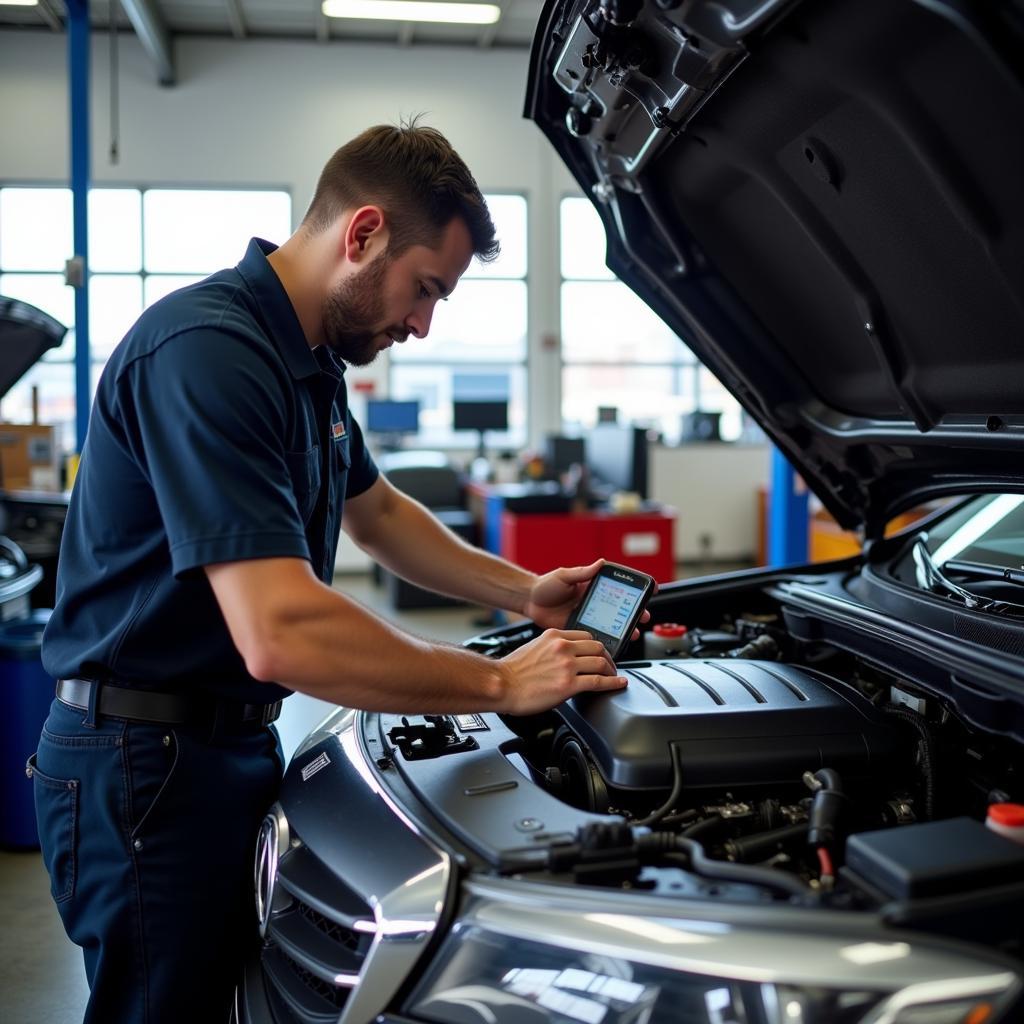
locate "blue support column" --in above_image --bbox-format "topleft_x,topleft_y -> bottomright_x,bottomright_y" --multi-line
67,0 -> 91,453
768,446 -> 809,567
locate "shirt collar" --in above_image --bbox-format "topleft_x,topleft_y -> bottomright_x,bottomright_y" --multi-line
235,237 -> 321,380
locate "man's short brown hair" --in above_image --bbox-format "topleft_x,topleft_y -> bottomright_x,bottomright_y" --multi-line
303,120 -> 499,264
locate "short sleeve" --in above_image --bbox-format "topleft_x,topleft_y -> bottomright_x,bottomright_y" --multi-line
117,328 -> 311,577
343,412 -> 378,499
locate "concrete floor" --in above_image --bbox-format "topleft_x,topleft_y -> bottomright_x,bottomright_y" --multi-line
0,572 -> 497,1024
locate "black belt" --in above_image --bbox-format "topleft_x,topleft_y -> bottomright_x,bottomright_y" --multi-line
56,678 -> 283,727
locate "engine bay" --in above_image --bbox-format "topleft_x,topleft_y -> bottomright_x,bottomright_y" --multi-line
371,574 -> 1024,961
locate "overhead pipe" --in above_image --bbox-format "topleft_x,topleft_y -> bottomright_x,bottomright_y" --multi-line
120,0 -> 175,85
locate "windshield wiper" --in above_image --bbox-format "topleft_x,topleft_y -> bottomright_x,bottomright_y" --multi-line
911,537 -> 999,611
942,560 -> 1024,589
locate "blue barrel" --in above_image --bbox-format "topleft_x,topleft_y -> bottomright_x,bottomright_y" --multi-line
0,610 -> 53,849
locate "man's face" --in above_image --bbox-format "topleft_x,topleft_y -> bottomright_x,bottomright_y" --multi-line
322,216 -> 474,366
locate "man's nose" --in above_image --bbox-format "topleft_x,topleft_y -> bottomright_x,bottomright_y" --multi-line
405,306 -> 433,339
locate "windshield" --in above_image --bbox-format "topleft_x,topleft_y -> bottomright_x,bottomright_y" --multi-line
889,495 -> 1024,612
923,495 -> 1024,569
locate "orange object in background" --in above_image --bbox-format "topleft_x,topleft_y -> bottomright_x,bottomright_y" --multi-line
756,487 -> 929,565
0,423 -> 61,491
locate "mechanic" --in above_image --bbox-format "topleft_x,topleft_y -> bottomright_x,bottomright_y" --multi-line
30,122 -> 637,1024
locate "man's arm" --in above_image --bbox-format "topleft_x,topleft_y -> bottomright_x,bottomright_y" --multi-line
205,556 -> 626,715
343,475 -> 650,633
342,474 -> 541,615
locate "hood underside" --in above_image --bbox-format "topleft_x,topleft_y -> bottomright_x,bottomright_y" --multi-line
526,0 -> 1024,535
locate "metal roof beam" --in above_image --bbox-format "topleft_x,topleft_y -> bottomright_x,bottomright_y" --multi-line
478,0 -> 505,47
225,0 -> 247,39
120,0 -> 175,85
316,0 -> 330,41
37,0 -> 63,32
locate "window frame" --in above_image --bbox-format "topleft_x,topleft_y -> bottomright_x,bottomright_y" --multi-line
0,181 -> 292,450
558,194 -> 745,442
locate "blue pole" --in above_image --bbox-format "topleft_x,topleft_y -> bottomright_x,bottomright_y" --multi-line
768,446 -> 809,567
67,0 -> 91,453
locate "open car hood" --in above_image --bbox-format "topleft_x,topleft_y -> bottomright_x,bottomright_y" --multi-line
526,0 -> 1024,537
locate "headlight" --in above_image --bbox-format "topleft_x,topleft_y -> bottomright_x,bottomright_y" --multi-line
405,881 -> 1021,1024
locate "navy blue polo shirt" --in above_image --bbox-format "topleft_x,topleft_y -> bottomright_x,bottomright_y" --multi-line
41,238 -> 379,703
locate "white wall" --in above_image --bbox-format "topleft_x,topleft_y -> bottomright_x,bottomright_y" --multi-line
651,443 -> 770,562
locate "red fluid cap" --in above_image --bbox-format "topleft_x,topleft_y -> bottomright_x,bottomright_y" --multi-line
653,623 -> 688,637
987,803 -> 1024,827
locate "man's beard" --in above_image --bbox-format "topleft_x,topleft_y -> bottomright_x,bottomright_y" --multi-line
321,249 -> 392,366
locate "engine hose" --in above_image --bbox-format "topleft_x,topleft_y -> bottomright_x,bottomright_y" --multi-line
882,705 -> 936,819
724,823 -> 809,863
646,836 -> 815,901
632,743 -> 684,828
806,768 -> 846,847
679,814 -> 725,840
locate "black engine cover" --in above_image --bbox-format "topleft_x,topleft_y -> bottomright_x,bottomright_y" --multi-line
558,660 -> 894,791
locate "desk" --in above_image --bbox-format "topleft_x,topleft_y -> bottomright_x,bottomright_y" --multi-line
466,484 -> 676,581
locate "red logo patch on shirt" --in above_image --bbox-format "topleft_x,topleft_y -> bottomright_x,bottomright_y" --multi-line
332,421 -> 346,442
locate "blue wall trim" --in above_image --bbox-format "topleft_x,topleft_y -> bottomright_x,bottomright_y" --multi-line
768,447 -> 809,566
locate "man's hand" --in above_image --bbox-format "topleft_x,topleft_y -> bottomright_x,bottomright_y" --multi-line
522,558 -> 652,639
498,628 -> 627,715
522,558 -> 604,628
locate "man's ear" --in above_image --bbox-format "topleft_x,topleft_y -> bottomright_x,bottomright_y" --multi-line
343,206 -> 387,263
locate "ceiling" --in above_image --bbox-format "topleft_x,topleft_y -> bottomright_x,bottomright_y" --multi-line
0,0 -> 543,83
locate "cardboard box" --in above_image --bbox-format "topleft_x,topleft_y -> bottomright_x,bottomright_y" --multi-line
0,423 -> 61,491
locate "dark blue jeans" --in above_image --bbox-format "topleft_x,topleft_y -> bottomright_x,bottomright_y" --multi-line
30,697 -> 284,1024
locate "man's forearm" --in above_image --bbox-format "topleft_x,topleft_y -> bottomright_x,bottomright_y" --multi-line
262,584 -> 510,711
356,492 -> 538,612
206,556 -> 627,717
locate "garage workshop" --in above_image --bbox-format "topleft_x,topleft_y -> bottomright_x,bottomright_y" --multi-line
1,1 -> 1023,1022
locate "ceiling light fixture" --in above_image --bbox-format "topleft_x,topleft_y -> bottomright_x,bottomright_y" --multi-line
321,0 -> 500,26
0,1 -> 41,7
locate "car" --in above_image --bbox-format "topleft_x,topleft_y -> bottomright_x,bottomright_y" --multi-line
233,0 -> 1024,1021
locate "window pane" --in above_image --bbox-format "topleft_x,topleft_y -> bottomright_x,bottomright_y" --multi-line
562,365 -> 694,437
90,275 -> 143,359
88,189 -> 142,272
393,279 -> 527,363
0,273 -> 75,360
560,197 -> 615,280
144,275 -> 205,308
143,190 -> 291,273
390,363 -> 526,450
0,361 -> 76,453
562,281 -> 690,364
470,194 -> 527,279
0,188 -> 73,271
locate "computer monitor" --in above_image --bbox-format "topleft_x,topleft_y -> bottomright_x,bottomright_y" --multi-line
452,400 -> 509,433
365,399 -> 420,435
545,434 -> 586,476
452,400 -> 508,459
681,411 -> 722,443
585,423 -> 649,501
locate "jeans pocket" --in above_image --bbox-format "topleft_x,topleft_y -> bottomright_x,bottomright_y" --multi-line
128,727 -> 180,846
28,753 -> 79,903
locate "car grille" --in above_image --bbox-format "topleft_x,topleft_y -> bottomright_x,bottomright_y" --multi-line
260,837 -> 376,1024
